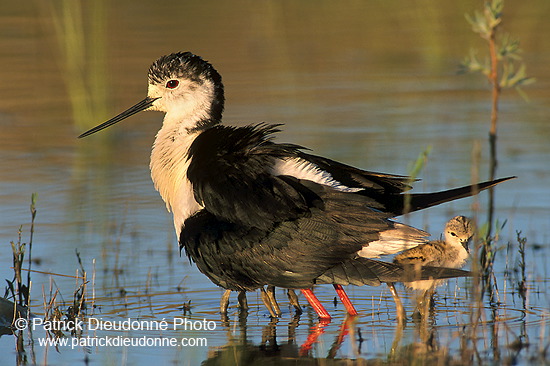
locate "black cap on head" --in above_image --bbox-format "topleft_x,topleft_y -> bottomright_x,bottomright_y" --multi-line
148,52 -> 222,86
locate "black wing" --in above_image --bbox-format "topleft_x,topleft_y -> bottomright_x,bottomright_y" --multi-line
188,123 -> 514,227
182,123 -> 513,291
187,123 -> 321,230
316,257 -> 472,286
180,186 -> 395,291
298,152 -> 413,194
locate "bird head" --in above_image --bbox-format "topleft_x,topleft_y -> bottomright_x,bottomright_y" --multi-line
79,52 -> 224,138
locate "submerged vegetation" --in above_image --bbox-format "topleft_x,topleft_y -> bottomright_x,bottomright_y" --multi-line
2,210 -> 538,362
3,195 -> 91,362
4,193 -> 37,309
457,1 -> 540,364
460,0 -> 535,330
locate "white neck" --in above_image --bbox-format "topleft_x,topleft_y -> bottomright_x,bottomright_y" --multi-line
441,237 -> 469,268
147,79 -> 217,133
146,78 -> 220,236
150,125 -> 202,236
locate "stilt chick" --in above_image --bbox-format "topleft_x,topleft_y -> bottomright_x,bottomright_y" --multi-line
388,216 -> 474,323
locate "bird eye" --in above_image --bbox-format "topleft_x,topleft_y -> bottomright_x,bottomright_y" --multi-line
166,80 -> 179,89
450,232 -> 457,237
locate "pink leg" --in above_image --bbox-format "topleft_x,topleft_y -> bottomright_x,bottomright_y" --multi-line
327,315 -> 354,358
299,319 -> 330,356
301,289 -> 331,320
333,284 -> 358,316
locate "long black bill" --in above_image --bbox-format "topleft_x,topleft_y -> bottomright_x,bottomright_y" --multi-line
78,96 -> 160,138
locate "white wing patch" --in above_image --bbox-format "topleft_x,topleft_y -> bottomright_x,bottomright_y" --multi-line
272,158 -> 429,259
358,223 -> 429,258
272,157 -> 362,192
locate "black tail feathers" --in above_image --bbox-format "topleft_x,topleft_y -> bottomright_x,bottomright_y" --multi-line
393,176 -> 516,215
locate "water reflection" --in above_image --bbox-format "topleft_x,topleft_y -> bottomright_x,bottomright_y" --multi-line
1,273 -> 548,365
207,316 -> 353,365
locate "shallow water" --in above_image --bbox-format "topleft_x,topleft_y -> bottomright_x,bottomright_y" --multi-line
0,1 -> 549,365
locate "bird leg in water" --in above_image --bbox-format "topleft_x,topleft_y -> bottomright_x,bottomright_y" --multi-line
260,287 -> 279,318
327,315 -> 355,358
220,289 -> 231,314
333,284 -> 358,316
266,286 -> 282,317
237,291 -> 249,310
387,282 -> 407,326
220,290 -> 249,314
301,288 -> 331,320
287,289 -> 302,314
299,317 -> 331,356
413,286 -> 436,319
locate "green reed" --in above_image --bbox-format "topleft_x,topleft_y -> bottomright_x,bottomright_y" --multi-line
48,0 -> 109,130
460,0 -> 534,239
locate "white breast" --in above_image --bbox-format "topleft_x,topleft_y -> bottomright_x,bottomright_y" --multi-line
150,128 -> 203,237
441,245 -> 469,268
